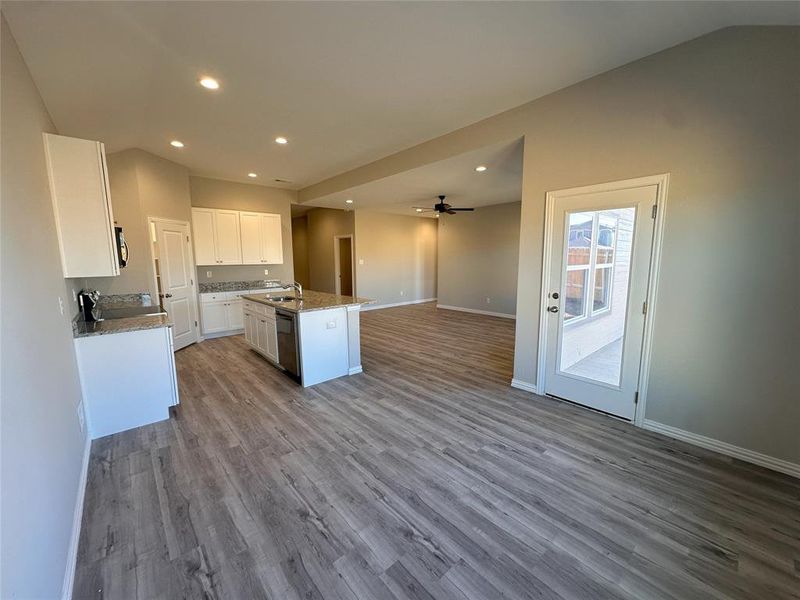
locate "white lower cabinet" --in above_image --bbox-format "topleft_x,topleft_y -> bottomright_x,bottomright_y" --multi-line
74,326 -> 178,439
200,291 -> 250,336
243,300 -> 278,363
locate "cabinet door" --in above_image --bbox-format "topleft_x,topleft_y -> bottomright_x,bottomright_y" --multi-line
200,301 -> 229,334
265,318 -> 279,362
227,299 -> 244,330
214,210 -> 242,264
44,133 -> 119,277
247,311 -> 254,343
260,214 -> 284,264
239,212 -> 262,264
192,208 -> 217,265
255,317 -> 268,354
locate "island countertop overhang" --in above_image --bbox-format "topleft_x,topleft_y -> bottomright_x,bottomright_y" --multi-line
241,289 -> 374,313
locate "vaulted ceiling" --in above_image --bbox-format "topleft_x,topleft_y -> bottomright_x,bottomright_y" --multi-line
4,1 -> 797,190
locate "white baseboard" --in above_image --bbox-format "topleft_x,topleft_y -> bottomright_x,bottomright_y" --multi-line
436,304 -> 516,320
511,378 -> 538,394
62,433 -> 91,600
362,298 -> 437,311
642,419 -> 800,479
348,366 -> 363,375
201,328 -> 244,340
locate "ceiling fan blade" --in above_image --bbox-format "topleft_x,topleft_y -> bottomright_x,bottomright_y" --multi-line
449,207 -> 475,211
446,209 -> 457,214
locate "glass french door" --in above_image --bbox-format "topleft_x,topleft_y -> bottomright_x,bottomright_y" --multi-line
543,184 -> 657,420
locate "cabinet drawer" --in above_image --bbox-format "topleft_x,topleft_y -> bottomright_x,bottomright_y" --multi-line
244,301 -> 275,318
200,292 -> 225,303
226,290 -> 253,300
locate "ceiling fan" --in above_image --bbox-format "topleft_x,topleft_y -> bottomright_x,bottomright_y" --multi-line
414,195 -> 475,215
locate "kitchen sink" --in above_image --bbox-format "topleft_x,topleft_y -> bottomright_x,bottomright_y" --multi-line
267,296 -> 299,302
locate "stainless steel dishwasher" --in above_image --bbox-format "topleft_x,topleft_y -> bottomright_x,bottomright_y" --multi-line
275,308 -> 300,381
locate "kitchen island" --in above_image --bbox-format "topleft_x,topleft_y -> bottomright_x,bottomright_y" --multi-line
241,290 -> 373,387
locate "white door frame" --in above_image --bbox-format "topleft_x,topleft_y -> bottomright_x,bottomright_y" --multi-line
147,216 -> 201,348
333,234 -> 356,296
535,173 -> 669,426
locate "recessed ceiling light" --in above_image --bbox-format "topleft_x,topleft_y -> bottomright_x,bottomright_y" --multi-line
247,173 -> 257,178
275,137 -> 288,145
345,199 -> 354,204
475,165 -> 487,172
199,77 -> 219,90
435,214 -> 440,218
415,208 -> 423,213
170,140 -> 184,148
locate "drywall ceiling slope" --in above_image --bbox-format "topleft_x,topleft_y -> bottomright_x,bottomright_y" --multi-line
4,2 -> 798,188
305,138 -> 523,217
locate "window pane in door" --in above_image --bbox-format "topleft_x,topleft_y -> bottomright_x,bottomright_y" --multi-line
564,268 -> 587,321
559,206 -> 636,386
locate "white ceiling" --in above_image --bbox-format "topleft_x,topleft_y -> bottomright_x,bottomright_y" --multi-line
4,2 -> 798,189
303,138 -> 523,218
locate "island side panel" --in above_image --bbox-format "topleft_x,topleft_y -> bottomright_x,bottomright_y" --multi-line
346,305 -> 362,375
297,307 -> 349,387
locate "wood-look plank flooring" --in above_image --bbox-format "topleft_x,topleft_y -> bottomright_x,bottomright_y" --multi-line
73,302 -> 800,599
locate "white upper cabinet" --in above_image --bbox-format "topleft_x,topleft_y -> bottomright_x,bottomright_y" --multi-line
192,208 -> 282,266
215,210 -> 242,264
191,208 -> 216,265
241,211 -> 284,265
43,133 -> 119,277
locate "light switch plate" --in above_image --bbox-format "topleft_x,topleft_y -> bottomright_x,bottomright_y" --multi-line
264,269 -> 269,275
206,271 -> 212,278
358,259 -> 364,265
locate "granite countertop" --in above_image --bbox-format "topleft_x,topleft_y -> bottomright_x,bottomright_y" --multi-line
242,290 -> 375,313
73,314 -> 172,338
199,280 -> 287,293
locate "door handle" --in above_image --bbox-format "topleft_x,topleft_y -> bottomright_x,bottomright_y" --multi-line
159,293 -> 173,298
547,306 -> 559,313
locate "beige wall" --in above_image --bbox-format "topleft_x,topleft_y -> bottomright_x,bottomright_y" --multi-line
1,16 -> 88,598
190,176 -> 295,285
86,148 -> 192,298
437,201 -> 520,316
354,211 -> 438,306
292,215 -> 310,289
306,208 -> 355,293
300,27 -> 800,465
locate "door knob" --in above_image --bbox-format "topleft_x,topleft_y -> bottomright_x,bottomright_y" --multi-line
159,293 -> 173,298
547,306 -> 559,313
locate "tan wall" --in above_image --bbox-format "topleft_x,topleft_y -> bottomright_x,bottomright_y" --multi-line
300,27 -> 800,465
292,215 -> 310,289
189,176 -> 296,285
437,201 -> 520,316
0,16 -> 88,598
306,208 -> 354,293
86,148 -> 192,298
354,211 -> 438,306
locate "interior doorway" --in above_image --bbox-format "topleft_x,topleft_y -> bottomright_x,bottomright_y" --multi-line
537,174 -> 668,421
334,234 -> 354,296
148,217 -> 200,351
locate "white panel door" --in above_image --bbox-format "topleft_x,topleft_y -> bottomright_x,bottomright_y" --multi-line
260,214 -> 284,264
155,220 -> 199,351
201,301 -> 229,334
191,208 -> 217,265
543,183 -> 657,420
214,210 -> 242,264
239,212 -> 262,264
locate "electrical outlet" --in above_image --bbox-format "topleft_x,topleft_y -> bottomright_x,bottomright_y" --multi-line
206,271 -> 212,278
72,288 -> 77,302
76,401 -> 85,432
400,290 -> 405,296
264,269 -> 269,275
486,297 -> 491,304
358,259 -> 364,265
58,297 -> 65,315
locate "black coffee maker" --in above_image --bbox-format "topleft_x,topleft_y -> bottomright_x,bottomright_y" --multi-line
77,289 -> 101,322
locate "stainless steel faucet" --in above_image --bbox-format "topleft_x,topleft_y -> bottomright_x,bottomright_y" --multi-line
291,281 -> 303,299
